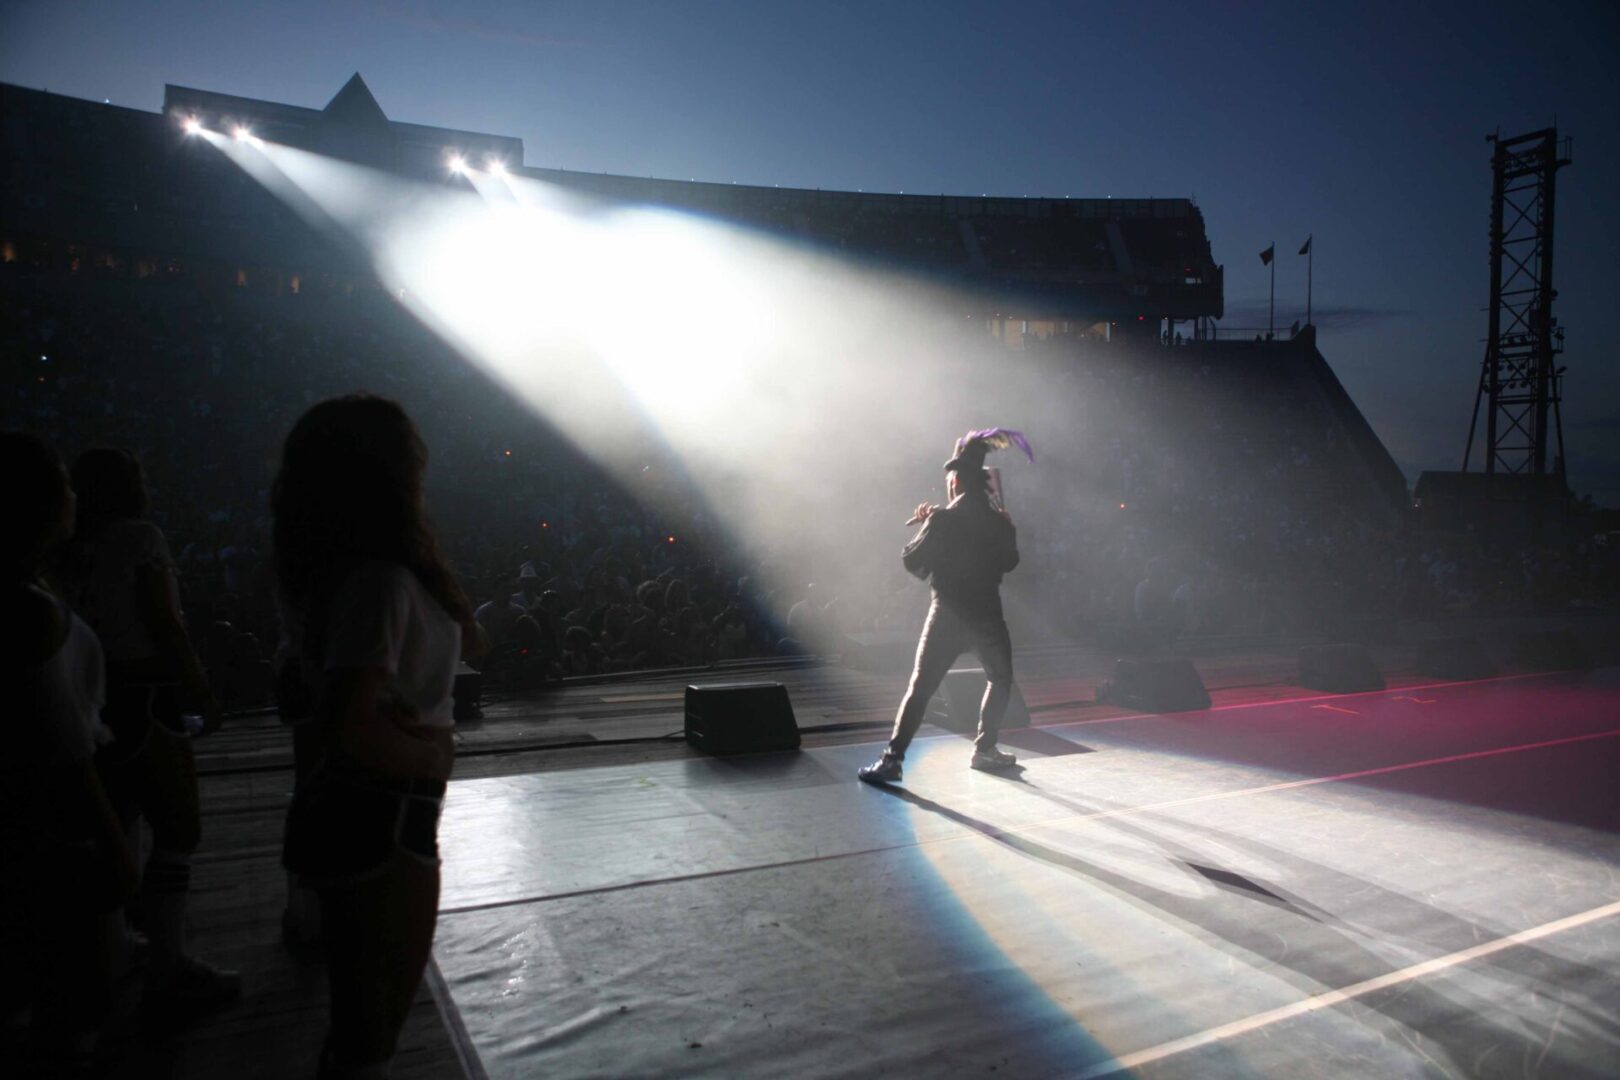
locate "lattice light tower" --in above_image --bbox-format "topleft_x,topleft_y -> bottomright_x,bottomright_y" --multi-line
1463,128 -> 1572,481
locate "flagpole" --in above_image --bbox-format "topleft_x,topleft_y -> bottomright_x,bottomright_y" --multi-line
1307,241 -> 1313,327
1269,243 -> 1275,338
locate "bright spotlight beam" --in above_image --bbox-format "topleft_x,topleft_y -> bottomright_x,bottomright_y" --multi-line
197,132 -> 369,255
220,143 -> 1084,649
464,166 -> 518,203
182,116 -> 202,135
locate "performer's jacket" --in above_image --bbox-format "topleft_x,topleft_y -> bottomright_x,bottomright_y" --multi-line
902,493 -> 1019,624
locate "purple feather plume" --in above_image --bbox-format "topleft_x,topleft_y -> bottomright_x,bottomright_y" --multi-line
961,427 -> 1035,463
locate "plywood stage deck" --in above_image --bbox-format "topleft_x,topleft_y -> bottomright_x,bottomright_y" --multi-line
429,669 -> 1620,1078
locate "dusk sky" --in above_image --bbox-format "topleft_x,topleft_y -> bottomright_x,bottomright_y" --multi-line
5,0 -> 1618,502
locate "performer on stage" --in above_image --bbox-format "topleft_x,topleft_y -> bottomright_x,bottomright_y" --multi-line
859,429 -> 1032,783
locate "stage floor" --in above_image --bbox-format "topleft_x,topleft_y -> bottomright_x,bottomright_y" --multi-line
429,669 -> 1620,1078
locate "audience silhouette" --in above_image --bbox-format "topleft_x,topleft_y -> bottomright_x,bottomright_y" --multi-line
273,394 -> 478,1079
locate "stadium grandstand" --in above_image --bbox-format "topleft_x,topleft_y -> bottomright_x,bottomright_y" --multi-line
9,75 -> 1223,332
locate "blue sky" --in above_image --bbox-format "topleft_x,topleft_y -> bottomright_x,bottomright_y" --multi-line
5,0 -> 1618,501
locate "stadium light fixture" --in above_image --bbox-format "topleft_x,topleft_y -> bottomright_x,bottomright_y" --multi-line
448,154 -> 468,176
487,158 -> 507,176
233,125 -> 253,141
182,116 -> 202,136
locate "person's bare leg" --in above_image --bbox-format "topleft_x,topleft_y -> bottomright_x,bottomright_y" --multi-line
324,853 -> 440,1073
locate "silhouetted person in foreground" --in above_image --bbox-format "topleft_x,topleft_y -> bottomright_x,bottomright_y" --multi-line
274,394 -> 480,1079
1,432 -> 135,1072
59,446 -> 237,1020
859,431 -> 1026,783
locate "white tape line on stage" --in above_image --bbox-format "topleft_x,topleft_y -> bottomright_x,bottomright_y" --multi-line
439,727 -> 1620,916
1073,898 -> 1620,1079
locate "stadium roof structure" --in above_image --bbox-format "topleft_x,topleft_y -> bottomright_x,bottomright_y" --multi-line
5,75 -> 1223,321
164,74 -> 526,176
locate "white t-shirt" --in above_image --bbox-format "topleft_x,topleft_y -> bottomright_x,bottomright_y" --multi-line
31,585 -> 110,765
2,587 -> 108,859
322,561 -> 462,729
65,519 -> 181,664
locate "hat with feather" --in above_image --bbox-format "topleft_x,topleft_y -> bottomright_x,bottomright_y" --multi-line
943,428 -> 1034,472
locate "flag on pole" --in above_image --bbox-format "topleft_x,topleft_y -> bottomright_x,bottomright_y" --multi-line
1298,236 -> 1312,255
1259,244 -> 1275,265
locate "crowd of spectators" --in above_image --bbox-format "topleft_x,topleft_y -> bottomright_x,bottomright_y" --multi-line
3,265 -> 830,684
6,259 -> 1617,706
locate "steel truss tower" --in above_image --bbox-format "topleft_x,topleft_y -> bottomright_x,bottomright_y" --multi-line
1463,128 -> 1572,482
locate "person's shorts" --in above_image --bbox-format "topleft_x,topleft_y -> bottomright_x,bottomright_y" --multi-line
98,678 -> 183,763
283,769 -> 445,886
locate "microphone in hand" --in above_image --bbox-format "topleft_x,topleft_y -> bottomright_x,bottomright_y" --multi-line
905,502 -> 938,526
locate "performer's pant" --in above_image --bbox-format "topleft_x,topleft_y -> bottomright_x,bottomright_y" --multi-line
887,601 -> 1014,758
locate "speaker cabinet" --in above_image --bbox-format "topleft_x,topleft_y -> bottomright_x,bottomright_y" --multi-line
685,682 -> 801,755
452,662 -> 484,723
937,668 -> 1030,733
1100,657 -> 1210,713
1297,644 -> 1384,693
1415,637 -> 1494,680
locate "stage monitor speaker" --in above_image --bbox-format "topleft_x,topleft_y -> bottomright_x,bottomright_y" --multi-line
452,662 -> 484,723
937,668 -> 1030,733
1415,637 -> 1494,681
685,682 -> 801,755
1514,628 -> 1591,672
1100,657 -> 1209,713
1297,644 -> 1384,693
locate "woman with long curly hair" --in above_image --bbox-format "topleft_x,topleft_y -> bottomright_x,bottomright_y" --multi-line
272,394 -> 476,1078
